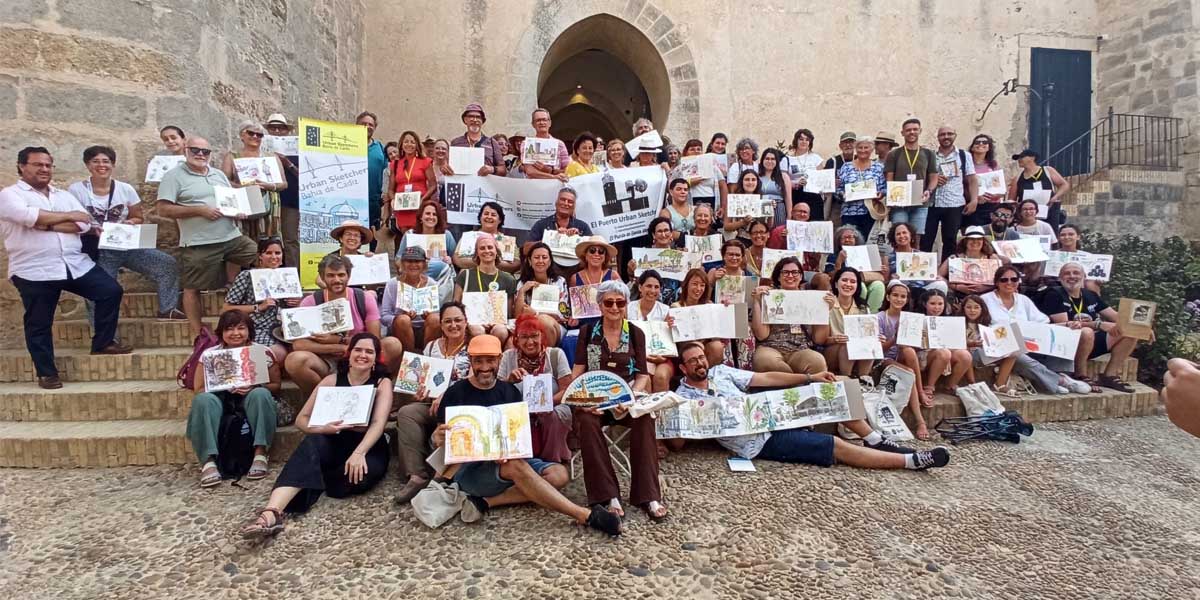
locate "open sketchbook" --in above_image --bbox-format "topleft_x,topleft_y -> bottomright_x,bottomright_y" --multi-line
445,401 -> 533,464
310,385 -> 375,427
655,380 -> 865,440
202,345 -> 272,393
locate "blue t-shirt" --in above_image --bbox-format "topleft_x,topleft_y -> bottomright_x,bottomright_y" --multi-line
367,140 -> 387,221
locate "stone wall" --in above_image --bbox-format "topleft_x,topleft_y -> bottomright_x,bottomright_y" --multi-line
361,0 -> 1100,175
0,0 -> 365,348
1093,0 -> 1200,238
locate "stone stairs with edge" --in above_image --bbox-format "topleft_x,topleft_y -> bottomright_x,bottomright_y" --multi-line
0,292 -> 1163,468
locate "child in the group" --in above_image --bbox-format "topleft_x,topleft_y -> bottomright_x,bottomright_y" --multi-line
961,294 -> 1020,397
876,281 -> 929,440
917,288 -> 975,401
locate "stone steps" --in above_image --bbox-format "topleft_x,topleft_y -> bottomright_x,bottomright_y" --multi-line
0,380 -> 305,422
0,347 -> 193,383
52,318 -> 215,349
904,383 -> 1161,430
0,420 -> 395,468
120,290 -> 226,318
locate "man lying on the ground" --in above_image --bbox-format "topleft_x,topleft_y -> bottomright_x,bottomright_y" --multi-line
673,342 -> 950,471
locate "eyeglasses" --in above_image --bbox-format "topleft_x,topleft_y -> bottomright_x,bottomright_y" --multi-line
441,317 -> 466,325
780,270 -> 802,277
993,213 -> 1012,219
244,131 -> 264,139
187,147 -> 212,156
602,299 -> 627,308
683,356 -> 706,365
997,276 -> 1020,283
586,246 -> 607,255
517,334 -> 541,341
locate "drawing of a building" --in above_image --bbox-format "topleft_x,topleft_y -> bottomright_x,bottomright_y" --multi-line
601,172 -> 651,216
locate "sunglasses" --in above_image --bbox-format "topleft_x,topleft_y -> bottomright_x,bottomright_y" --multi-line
997,276 -> 1020,283
993,213 -> 1012,219
602,299 -> 627,308
244,131 -> 264,138
586,246 -> 608,255
972,140 -> 990,146
187,147 -> 212,156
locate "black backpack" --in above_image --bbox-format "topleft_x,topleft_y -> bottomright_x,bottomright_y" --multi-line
216,393 -> 254,480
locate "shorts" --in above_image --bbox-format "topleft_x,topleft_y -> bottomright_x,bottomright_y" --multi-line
1089,330 -> 1110,359
888,206 -> 929,231
179,236 -> 258,290
755,428 -> 835,466
452,458 -> 558,498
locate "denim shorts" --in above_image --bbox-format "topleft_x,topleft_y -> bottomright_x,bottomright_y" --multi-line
452,458 -> 558,498
888,205 -> 929,231
756,428 -> 835,467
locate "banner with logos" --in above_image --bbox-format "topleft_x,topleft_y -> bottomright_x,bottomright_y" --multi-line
298,118 -> 369,287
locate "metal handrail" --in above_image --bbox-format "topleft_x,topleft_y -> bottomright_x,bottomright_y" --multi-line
1041,107 -> 1186,177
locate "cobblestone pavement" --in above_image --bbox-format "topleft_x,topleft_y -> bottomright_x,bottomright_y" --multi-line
2,416 -> 1199,599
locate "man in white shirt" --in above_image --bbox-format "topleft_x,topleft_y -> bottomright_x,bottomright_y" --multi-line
518,108 -> 570,182
0,146 -> 131,389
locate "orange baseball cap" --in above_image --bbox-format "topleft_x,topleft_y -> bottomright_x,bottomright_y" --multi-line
467,334 -> 502,356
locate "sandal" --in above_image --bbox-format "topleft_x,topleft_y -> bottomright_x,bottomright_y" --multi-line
1073,375 -> 1103,394
199,461 -> 221,488
994,384 -> 1021,399
1097,374 -> 1135,393
641,500 -> 669,522
240,507 -> 285,539
247,455 -> 269,480
920,387 -> 935,408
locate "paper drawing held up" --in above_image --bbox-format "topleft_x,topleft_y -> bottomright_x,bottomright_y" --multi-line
896,252 -> 938,281
726,194 -> 773,219
631,320 -> 677,357
762,290 -> 828,325
685,234 -> 723,264
202,345 -> 271,393
281,298 -> 353,341
568,284 -> 601,319
786,220 -> 834,253
948,258 -> 1001,285
445,402 -> 533,464
522,373 -> 554,414
144,155 -> 185,182
309,385 -> 375,426
397,283 -> 440,314
250,268 -> 303,301
392,191 -> 422,211
462,291 -> 508,325
633,247 -> 697,280
394,352 -> 455,397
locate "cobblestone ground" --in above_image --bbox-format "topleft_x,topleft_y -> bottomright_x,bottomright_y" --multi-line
2,416 -> 1200,599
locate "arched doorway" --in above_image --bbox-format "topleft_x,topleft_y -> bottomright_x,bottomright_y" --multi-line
537,14 -> 671,144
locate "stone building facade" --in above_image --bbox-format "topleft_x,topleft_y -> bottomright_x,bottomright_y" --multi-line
0,0 -> 1196,347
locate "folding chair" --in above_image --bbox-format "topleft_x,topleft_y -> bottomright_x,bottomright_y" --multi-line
570,424 -> 632,480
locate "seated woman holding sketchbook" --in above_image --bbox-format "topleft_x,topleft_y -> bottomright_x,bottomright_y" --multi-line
241,332 -> 393,539
187,310 -> 281,487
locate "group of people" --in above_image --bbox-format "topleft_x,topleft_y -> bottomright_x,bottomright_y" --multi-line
0,104 -> 1151,540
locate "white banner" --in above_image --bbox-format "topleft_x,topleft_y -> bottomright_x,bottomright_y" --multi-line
443,166 -> 665,243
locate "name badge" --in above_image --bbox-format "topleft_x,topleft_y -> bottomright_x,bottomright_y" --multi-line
906,174 -> 917,181
488,281 -> 500,292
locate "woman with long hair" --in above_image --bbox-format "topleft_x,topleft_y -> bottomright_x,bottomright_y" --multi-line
758,147 -> 793,224
814,266 -> 874,378
240,333 -> 392,538
671,268 -> 727,367
221,237 -> 296,362
514,242 -> 571,348
383,130 -> 434,239
723,169 -> 763,242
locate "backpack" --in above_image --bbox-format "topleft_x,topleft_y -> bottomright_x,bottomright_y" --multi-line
216,393 -> 254,479
314,287 -> 367,321
176,327 -> 220,389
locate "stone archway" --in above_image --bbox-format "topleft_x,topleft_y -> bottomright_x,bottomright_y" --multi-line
504,3 -> 699,141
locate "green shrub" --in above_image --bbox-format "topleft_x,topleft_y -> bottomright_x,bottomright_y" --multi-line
1082,233 -> 1200,384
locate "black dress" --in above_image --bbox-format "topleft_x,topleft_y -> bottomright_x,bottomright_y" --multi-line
273,369 -> 391,514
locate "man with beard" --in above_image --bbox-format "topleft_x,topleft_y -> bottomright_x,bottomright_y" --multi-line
284,254 -> 383,398
430,335 -> 622,535
985,204 -> 1020,242
1038,263 -> 1138,393
674,342 -> 950,471
450,103 -> 506,176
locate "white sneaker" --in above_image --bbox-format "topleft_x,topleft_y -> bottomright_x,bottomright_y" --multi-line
1059,374 -> 1091,394
1055,386 -> 1070,395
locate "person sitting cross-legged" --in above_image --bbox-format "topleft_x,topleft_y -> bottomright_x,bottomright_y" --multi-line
429,335 -> 623,536
284,254 -> 392,399
674,342 -> 951,471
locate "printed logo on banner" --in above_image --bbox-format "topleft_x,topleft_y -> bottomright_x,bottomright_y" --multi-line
600,172 -> 651,216
445,182 -> 465,211
305,125 -> 321,147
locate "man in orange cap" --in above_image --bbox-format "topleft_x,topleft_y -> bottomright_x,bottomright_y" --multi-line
428,334 -> 622,535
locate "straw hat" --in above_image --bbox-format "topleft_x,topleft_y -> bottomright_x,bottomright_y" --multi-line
865,197 -> 888,221
330,219 -> 374,243
574,235 -> 618,261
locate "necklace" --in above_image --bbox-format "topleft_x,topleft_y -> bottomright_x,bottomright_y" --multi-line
475,267 -> 500,292
442,337 -> 465,358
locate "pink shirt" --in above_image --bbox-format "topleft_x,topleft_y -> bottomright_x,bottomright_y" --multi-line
298,289 -> 381,334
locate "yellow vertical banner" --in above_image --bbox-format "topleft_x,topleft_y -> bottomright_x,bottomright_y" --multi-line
298,118 -> 369,288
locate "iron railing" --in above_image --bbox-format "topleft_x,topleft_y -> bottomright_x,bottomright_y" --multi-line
1043,107 -> 1187,177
